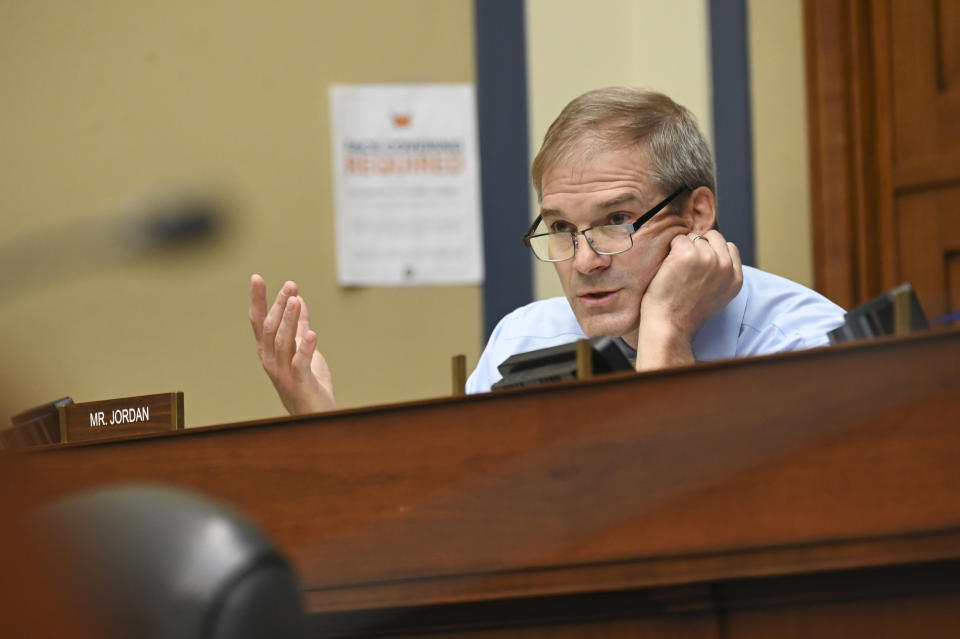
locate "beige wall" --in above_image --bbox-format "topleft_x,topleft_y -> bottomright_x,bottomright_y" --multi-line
748,0 -> 813,286
0,1 -> 480,428
525,0 -> 813,298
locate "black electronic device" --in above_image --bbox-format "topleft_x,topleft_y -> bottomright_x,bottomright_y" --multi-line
827,283 -> 929,344
491,335 -> 633,390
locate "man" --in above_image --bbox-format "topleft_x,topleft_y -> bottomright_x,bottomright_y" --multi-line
250,87 -> 844,413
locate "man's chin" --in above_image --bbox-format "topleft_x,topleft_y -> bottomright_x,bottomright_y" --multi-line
574,311 -> 638,341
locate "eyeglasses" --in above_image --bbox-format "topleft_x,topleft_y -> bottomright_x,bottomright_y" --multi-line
522,188 -> 687,263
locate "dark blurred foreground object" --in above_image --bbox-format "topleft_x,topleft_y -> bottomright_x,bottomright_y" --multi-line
492,335 -> 633,390
0,191 -> 225,299
2,396 -> 73,449
828,283 -> 929,344
33,484 -> 305,639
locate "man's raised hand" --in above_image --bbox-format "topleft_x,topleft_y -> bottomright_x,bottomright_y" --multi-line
249,274 -> 336,415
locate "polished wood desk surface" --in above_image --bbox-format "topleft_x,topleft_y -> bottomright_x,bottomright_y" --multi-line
8,329 -> 960,637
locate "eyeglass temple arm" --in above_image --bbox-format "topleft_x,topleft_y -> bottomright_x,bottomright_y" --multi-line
522,215 -> 543,245
630,188 -> 687,232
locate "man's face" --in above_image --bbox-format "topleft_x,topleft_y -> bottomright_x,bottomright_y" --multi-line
539,146 -> 694,347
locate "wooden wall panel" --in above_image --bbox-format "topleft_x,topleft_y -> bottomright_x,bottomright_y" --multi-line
805,0 -> 876,308
806,0 -> 960,319
895,187 -> 960,317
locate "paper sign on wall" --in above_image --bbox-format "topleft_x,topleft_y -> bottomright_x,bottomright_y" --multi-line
329,84 -> 484,286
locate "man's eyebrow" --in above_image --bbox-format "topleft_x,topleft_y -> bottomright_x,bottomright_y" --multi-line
599,193 -> 640,208
539,193 -> 642,220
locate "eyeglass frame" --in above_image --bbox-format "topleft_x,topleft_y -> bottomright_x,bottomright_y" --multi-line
522,187 -> 689,263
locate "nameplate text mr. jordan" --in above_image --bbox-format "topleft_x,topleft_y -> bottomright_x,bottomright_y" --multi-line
59,392 -> 184,443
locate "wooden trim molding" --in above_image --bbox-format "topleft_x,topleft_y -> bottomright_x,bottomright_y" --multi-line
804,0 -> 884,309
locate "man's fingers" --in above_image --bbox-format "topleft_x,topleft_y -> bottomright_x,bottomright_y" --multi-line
727,241 -> 744,293
249,274 -> 267,341
262,281 -> 298,353
727,241 -> 742,269
297,295 -> 311,341
291,329 -> 318,374
670,232 -> 694,253
274,295 -> 301,365
690,230 -> 723,252
688,231 -> 740,275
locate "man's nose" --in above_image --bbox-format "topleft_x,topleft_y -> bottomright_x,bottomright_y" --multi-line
571,234 -> 611,273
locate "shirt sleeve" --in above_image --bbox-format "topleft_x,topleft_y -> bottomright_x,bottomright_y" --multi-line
736,280 -> 845,357
465,324 -> 506,394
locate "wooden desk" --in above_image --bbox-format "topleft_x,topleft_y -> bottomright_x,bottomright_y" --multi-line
10,330 -> 960,637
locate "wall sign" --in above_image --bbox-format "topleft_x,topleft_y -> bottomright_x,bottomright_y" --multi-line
329,84 -> 484,286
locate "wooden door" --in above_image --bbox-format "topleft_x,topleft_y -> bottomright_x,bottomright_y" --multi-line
806,0 -> 960,318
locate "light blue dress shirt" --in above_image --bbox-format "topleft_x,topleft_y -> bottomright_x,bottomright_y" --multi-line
466,266 -> 846,394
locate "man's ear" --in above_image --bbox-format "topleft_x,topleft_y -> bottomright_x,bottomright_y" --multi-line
685,186 -> 717,234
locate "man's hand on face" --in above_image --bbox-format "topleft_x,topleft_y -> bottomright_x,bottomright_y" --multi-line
635,230 -> 743,369
249,274 -> 336,415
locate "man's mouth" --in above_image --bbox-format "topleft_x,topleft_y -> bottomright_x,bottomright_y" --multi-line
578,289 -> 619,306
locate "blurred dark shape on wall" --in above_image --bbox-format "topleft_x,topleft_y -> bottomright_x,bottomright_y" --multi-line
0,189 -> 228,299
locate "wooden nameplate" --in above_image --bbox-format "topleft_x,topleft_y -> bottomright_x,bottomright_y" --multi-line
58,392 -> 184,443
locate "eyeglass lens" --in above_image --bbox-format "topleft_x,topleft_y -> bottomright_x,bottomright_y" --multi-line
528,225 -> 633,262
